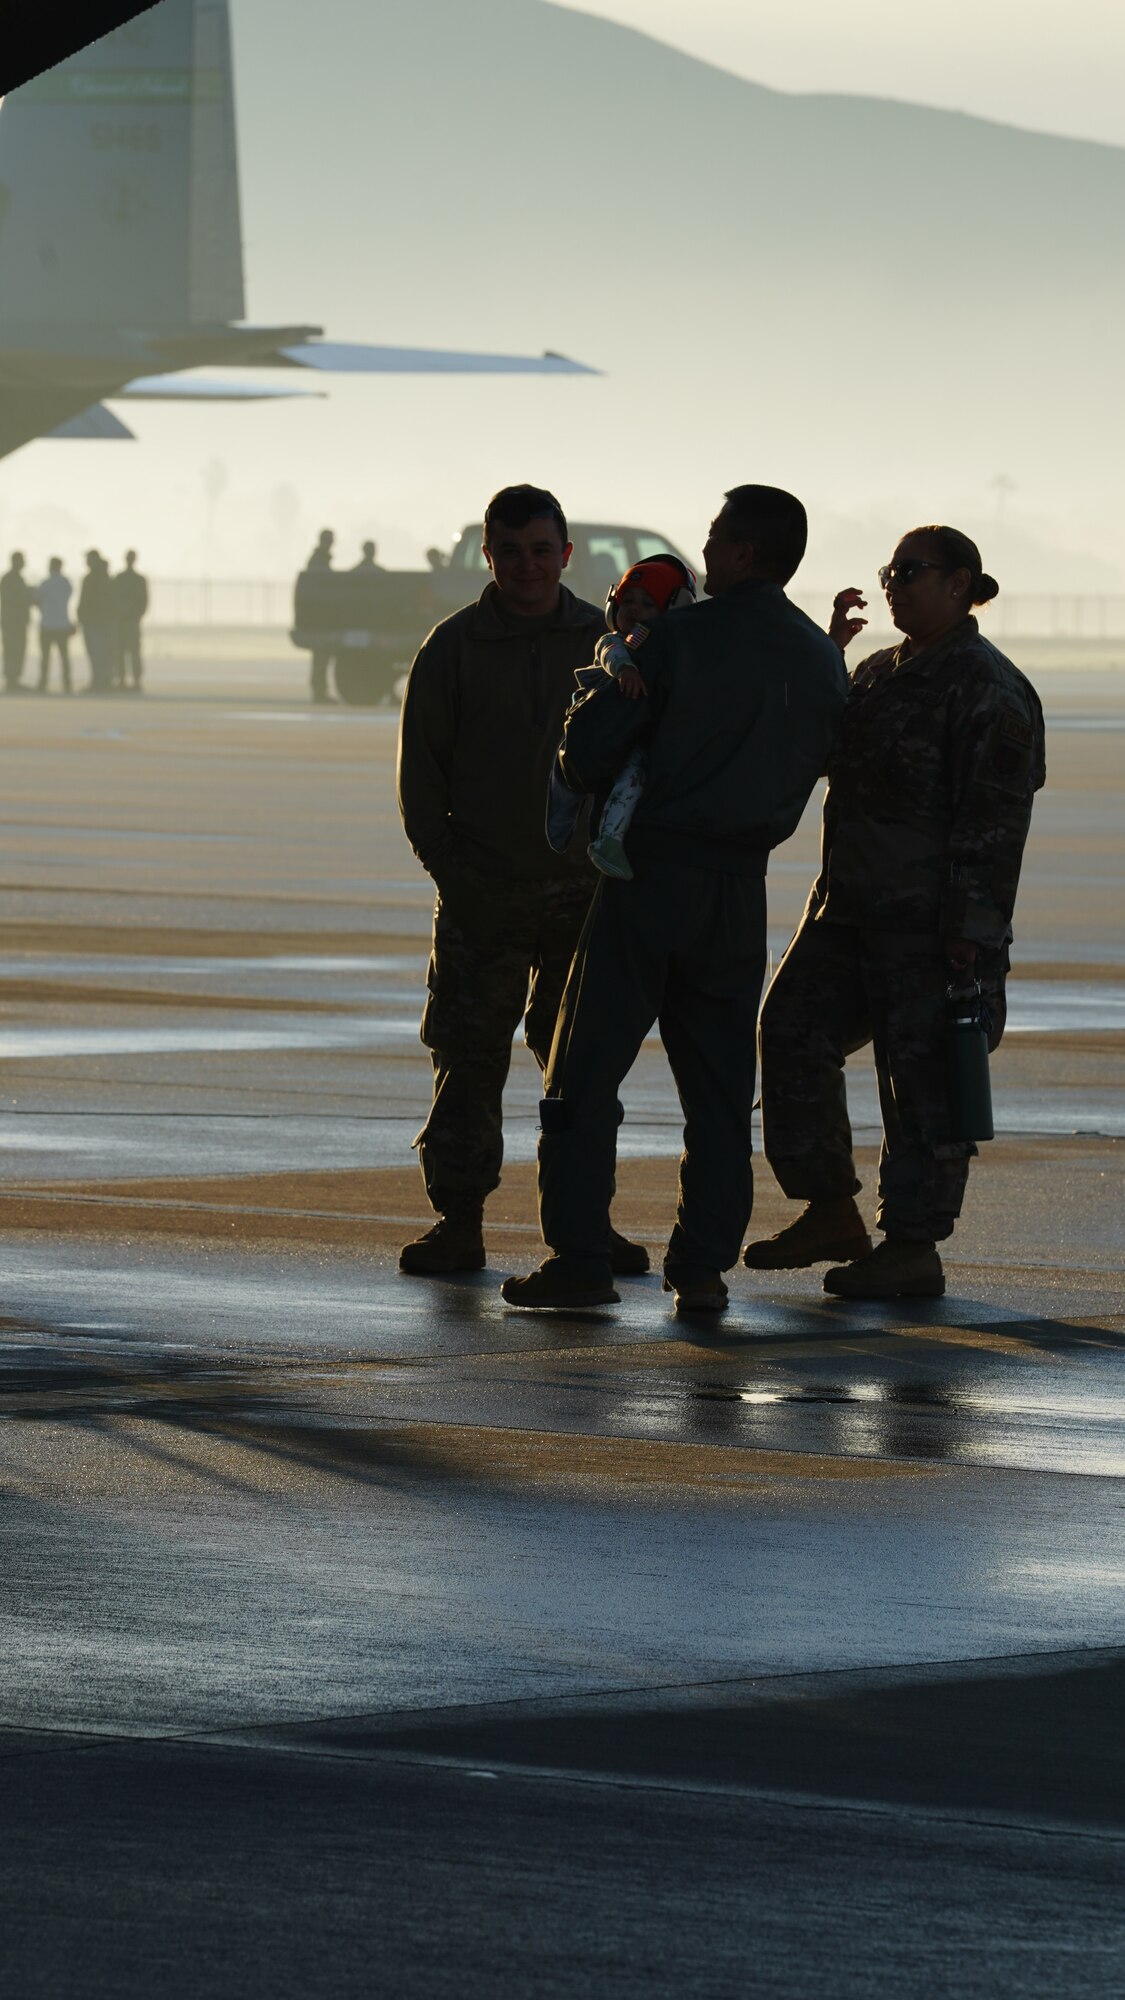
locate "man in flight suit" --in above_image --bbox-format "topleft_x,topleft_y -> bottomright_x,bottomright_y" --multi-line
501,486 -> 847,1312
78,551 -> 114,693
1,552 -> 34,692
113,549 -> 148,690
397,483 -> 650,1278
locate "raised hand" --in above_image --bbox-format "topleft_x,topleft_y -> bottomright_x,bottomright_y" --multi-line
829,587 -> 868,652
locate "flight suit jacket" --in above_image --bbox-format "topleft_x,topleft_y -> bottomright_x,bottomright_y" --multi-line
397,581 -> 604,882
0,569 -> 33,627
113,568 -> 148,621
810,616 -> 1046,946
77,570 -> 112,625
557,577 -> 847,874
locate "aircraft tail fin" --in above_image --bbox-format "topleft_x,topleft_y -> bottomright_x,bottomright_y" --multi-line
0,0 -> 244,330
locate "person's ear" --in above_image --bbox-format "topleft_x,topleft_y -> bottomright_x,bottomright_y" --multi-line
561,541 -> 573,570
739,539 -> 756,575
949,565 -> 971,599
483,542 -> 494,575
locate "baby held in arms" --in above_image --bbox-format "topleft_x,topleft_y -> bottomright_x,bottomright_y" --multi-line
547,553 -> 698,880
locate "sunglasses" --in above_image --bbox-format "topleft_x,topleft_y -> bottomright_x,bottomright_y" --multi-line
878,558 -> 949,589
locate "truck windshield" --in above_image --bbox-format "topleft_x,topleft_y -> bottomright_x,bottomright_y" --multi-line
636,532 -> 686,561
450,532 -> 487,571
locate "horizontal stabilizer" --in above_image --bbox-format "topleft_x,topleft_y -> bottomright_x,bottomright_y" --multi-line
49,404 -> 135,440
279,341 -> 600,376
115,374 -> 324,401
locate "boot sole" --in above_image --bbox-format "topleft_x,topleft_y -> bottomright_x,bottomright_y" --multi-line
399,1252 -> 487,1275
662,1277 -> 728,1312
823,1275 -> 945,1300
744,1236 -> 873,1271
500,1285 -> 620,1309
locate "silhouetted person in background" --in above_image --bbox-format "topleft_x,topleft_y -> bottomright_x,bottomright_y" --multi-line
37,557 -> 73,693
78,551 -> 114,692
1,552 -> 34,692
353,539 -> 384,573
113,549 -> 148,691
303,527 -> 335,703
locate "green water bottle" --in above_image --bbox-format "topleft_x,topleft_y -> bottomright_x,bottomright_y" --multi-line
946,981 -> 994,1142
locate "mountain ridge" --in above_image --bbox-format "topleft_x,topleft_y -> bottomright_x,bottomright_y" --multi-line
3,0 -> 1120,586
542,0 -> 1125,157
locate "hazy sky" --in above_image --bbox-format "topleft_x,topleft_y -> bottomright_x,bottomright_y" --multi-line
1,0 -> 1121,593
554,0 -> 1125,149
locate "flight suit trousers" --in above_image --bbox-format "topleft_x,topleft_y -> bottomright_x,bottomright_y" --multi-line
83,624 -> 113,691
2,620 -> 28,690
758,915 -> 1006,1243
39,634 -> 72,692
119,620 -> 143,687
540,863 -> 767,1276
416,865 -> 594,1216
310,648 -> 333,700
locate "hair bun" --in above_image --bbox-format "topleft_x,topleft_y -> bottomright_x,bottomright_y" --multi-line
975,573 -> 999,605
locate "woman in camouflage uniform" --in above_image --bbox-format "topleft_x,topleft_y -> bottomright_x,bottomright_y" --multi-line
745,525 -> 1046,1300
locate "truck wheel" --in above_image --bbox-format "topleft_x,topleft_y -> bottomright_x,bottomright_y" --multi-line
333,649 -> 403,707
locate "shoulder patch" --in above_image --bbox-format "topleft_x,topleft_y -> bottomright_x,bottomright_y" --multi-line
624,623 -> 651,649
999,710 -> 1033,747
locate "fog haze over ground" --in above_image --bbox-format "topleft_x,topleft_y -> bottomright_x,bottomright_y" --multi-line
0,0 -> 1122,595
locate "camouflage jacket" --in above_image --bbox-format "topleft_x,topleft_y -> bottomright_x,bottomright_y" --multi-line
397,582 -> 603,882
810,617 -> 1045,945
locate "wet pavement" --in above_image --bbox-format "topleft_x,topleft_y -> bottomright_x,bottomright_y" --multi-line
0,674 -> 1123,1995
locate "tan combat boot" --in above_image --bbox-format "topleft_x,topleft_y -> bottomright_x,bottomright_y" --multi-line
744,1196 -> 872,1270
662,1268 -> 728,1313
823,1238 -> 945,1300
609,1227 -> 650,1276
399,1212 -> 486,1275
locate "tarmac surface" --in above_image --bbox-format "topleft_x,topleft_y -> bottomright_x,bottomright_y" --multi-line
1,662 -> 1123,1996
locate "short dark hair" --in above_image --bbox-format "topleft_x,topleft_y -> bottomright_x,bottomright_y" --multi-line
910,524 -> 999,606
483,484 -> 568,546
722,485 -> 808,584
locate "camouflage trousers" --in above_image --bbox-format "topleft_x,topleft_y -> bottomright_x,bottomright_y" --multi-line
758,916 -> 1007,1244
415,864 -> 593,1215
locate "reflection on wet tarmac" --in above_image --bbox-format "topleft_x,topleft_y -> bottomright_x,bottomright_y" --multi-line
0,1226 -> 1120,1479
0,1017 -> 421,1058
0,951 -> 1121,1043
1005,983 -> 1125,1030
0,954 -> 425,979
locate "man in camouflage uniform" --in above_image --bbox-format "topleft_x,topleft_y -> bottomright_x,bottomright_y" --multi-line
302,528 -> 336,704
745,526 -> 1046,1299
396,483 -> 648,1277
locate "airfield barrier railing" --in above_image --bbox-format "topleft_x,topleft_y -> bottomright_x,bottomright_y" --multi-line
149,578 -> 294,625
147,579 -> 1125,640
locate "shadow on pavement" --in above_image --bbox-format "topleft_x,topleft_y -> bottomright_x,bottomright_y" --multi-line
273,1647 -> 1125,1831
